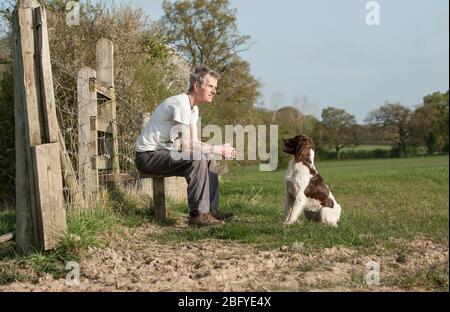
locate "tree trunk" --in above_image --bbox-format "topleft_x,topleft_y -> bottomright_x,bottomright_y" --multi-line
335,147 -> 341,160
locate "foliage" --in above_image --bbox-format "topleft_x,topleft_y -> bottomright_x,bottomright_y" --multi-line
410,91 -> 449,154
0,65 -> 14,202
365,102 -> 413,157
161,0 -> 261,127
319,107 -> 358,160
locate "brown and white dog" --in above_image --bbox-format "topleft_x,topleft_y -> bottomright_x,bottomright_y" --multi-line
282,135 -> 341,226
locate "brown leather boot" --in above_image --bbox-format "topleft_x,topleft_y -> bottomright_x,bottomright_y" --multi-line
188,213 -> 224,227
210,210 -> 234,221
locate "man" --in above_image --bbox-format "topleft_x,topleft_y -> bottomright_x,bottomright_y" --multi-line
135,66 -> 236,227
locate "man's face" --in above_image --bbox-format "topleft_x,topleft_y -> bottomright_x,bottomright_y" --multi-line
196,74 -> 218,103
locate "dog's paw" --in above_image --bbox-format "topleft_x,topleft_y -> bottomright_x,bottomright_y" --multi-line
283,219 -> 296,226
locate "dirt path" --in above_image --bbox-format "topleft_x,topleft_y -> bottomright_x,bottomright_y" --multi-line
1,223 -> 448,291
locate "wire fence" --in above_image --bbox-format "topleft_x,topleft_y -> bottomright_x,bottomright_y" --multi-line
52,60 -> 145,193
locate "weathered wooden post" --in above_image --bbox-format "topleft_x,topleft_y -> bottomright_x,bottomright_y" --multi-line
13,0 -> 67,253
96,39 -> 120,184
77,67 -> 98,199
77,38 -> 119,199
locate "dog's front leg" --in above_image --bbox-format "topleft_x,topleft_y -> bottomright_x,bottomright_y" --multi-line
284,196 -> 306,225
284,193 -> 295,221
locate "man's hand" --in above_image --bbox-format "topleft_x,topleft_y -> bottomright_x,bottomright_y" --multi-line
213,143 -> 236,159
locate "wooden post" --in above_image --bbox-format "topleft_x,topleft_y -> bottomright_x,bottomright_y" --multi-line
96,39 -> 119,185
13,3 -> 41,254
140,113 -> 152,192
153,177 -> 167,221
13,2 -> 67,253
77,67 -> 98,199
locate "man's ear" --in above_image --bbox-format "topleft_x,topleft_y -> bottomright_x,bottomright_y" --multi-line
194,81 -> 201,93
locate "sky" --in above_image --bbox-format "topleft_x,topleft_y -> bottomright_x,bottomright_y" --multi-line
110,0 -> 449,123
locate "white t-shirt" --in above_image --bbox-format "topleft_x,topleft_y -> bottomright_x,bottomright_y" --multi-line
136,93 -> 199,152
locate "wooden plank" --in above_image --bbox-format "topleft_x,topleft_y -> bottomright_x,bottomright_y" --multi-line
13,7 -> 41,254
153,177 -> 167,221
96,39 -> 115,89
0,232 -> 15,244
96,38 -> 120,183
35,6 -> 59,143
90,115 -> 111,133
91,156 -> 112,170
32,143 -> 67,250
89,79 -> 114,99
77,66 -> 98,199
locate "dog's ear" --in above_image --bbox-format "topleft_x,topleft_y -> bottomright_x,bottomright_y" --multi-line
295,137 -> 312,163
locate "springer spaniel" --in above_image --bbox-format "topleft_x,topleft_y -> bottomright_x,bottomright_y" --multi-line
282,135 -> 342,226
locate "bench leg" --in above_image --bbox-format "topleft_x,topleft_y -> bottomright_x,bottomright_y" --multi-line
153,177 -> 166,221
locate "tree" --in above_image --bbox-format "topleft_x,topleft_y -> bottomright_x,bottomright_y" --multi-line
320,107 -> 358,160
161,0 -> 250,71
161,0 -> 261,127
411,91 -> 449,154
365,102 -> 412,157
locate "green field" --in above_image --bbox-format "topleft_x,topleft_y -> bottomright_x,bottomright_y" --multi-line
1,156 -> 448,251
0,156 -> 448,290
158,156 -> 449,250
334,145 -> 392,152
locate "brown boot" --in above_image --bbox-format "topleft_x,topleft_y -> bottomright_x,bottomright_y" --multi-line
210,210 -> 234,222
188,213 -> 224,227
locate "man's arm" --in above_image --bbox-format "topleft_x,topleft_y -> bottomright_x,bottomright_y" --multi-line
174,123 -> 235,158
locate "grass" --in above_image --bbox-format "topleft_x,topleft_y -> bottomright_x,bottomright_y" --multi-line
154,156 -> 449,251
0,209 -> 15,235
385,264 -> 449,291
0,156 -> 448,288
334,145 -> 392,152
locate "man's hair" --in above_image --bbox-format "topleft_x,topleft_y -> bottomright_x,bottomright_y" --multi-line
188,66 -> 220,93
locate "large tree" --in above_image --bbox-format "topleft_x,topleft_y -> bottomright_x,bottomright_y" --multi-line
320,107 -> 358,160
365,102 -> 412,157
162,0 -> 250,71
411,91 -> 449,154
161,0 -> 260,127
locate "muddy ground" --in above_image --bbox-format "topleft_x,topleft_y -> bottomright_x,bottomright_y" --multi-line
1,222 -> 448,292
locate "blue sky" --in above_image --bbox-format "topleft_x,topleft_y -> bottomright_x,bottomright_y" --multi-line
111,0 -> 449,123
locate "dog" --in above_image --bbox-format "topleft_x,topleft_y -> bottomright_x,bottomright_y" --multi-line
282,135 -> 342,226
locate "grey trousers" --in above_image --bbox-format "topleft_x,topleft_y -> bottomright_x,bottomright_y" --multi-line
135,150 -> 219,217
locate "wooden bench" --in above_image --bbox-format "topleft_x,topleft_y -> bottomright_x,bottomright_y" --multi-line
104,173 -> 187,221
